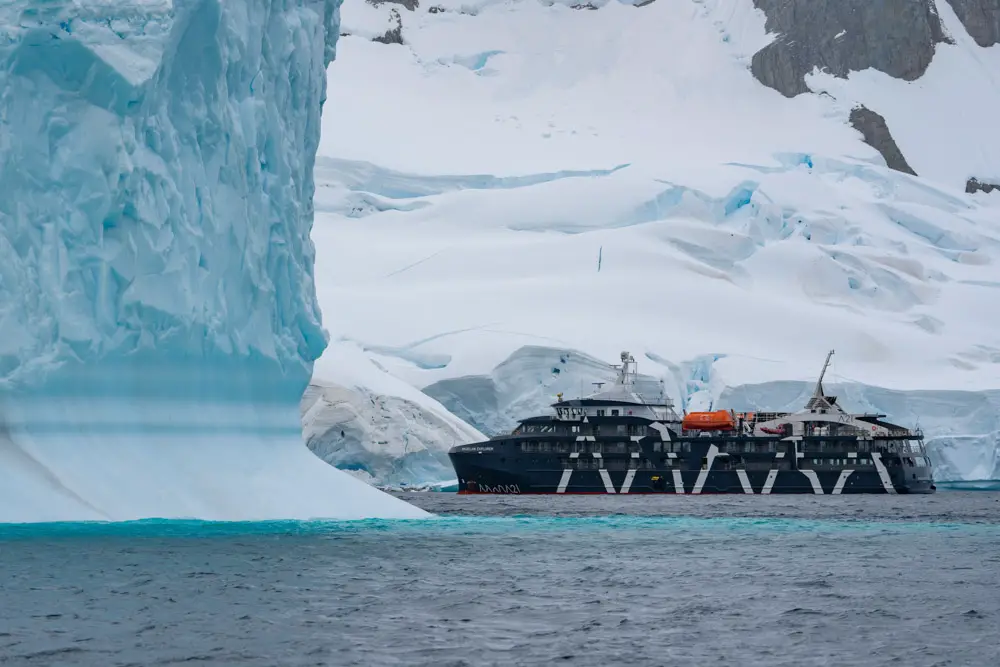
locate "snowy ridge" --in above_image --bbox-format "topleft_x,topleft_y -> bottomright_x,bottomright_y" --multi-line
0,0 -> 426,521
306,0 -> 1000,486
303,341 -> 484,485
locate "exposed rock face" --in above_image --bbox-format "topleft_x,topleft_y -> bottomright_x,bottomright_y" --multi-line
751,0 -> 949,98
367,0 -> 420,10
373,8 -> 404,44
945,0 -> 1000,47
849,106 -> 918,176
966,178 -> 1000,194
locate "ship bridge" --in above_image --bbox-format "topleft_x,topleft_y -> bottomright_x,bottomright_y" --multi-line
550,352 -> 680,423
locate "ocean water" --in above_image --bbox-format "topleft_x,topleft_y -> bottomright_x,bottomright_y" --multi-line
2,493 -> 999,666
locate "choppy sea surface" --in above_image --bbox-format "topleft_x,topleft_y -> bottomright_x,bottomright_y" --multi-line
2,492 -> 1000,667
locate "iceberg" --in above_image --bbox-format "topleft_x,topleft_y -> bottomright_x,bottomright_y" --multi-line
0,0 -> 427,521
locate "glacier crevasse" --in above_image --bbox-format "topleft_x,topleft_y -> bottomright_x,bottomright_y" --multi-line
0,0 -> 426,521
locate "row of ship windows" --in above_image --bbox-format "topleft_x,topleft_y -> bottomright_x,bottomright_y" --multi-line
520,441 -> 641,454
518,440 -> 920,457
523,441 -> 899,457
653,441 -> 780,454
527,441 -> 770,455
800,458 -> 872,468
516,424 -> 647,436
656,441 -> 916,455
558,458 -> 656,470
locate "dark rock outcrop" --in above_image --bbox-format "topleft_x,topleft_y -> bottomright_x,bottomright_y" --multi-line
372,8 -> 404,44
945,0 -> 1000,46
849,106 -> 918,176
966,178 -> 1000,194
751,0 -> 949,98
367,0 -> 419,10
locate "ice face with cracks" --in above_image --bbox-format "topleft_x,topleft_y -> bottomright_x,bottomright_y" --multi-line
0,0 -> 427,521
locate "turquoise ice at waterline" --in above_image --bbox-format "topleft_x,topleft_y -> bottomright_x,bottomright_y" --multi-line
2,513 -> 999,541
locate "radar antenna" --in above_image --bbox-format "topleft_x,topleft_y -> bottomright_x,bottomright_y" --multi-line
616,351 -> 636,386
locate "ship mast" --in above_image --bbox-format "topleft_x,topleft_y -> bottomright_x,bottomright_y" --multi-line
806,349 -> 835,410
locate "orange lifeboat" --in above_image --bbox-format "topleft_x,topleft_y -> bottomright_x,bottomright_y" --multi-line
682,410 -> 736,431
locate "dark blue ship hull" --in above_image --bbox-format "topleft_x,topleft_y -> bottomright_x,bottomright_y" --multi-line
451,454 -> 935,495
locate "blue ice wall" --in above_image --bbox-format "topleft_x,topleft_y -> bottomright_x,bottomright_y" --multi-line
0,0 -> 338,394
0,1 -> 427,521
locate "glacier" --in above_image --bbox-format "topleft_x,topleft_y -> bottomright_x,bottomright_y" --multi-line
303,0 -> 1000,487
0,0 -> 426,521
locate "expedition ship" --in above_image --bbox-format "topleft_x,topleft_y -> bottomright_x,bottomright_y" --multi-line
448,351 -> 935,495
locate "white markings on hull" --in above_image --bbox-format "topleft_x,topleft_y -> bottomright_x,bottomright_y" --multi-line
800,470 -> 824,494
620,469 -> 636,494
648,422 -> 671,440
599,469 -> 616,493
762,469 -> 779,494
672,469 -> 685,494
557,469 -> 573,494
692,444 -> 719,494
871,453 -> 897,494
832,469 -> 853,495
736,469 -> 754,494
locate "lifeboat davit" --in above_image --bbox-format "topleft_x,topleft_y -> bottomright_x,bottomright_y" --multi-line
682,410 -> 735,431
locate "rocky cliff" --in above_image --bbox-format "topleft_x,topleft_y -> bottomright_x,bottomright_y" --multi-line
748,0 -> 999,184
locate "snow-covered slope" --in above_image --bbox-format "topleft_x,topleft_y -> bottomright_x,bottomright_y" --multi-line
307,0 -> 1000,485
303,341 -> 483,486
0,0 -> 426,521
